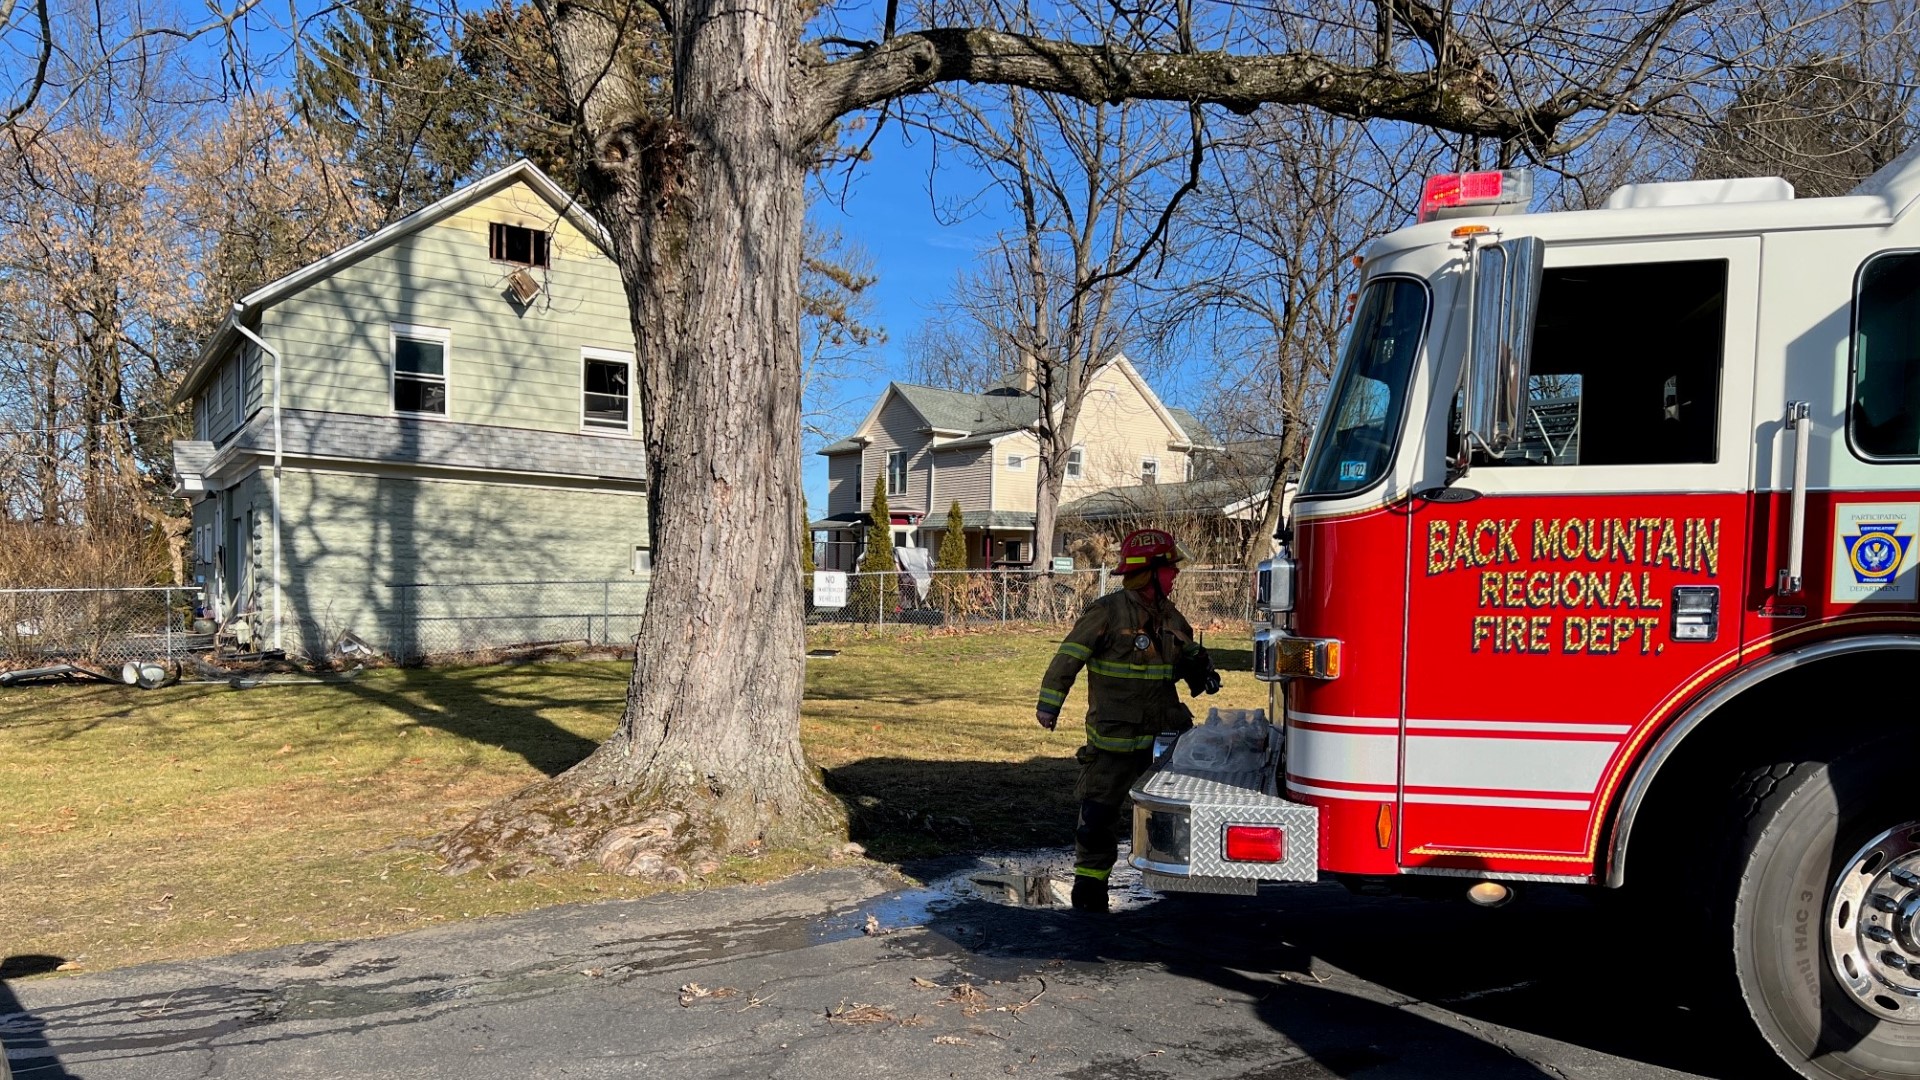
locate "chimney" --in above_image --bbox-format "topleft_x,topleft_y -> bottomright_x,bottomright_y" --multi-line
1016,350 -> 1037,393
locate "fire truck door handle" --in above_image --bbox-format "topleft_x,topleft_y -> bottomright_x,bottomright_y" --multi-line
1778,401 -> 1811,596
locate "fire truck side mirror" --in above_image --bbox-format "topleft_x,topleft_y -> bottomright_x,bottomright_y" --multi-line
1460,235 -> 1546,469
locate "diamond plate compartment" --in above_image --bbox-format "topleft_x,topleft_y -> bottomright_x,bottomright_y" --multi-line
1189,800 -> 1318,880
1130,736 -> 1318,884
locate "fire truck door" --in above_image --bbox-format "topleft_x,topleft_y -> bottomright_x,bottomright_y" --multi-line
1400,238 -> 1759,875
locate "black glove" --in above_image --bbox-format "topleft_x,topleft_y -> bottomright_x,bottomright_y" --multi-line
1202,668 -> 1222,695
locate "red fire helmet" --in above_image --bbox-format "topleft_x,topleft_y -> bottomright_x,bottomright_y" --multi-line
1114,529 -> 1190,573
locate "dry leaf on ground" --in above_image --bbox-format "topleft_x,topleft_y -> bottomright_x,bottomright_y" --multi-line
826,1001 -> 896,1024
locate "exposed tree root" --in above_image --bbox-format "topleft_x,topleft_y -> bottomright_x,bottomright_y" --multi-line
432,767 -> 847,883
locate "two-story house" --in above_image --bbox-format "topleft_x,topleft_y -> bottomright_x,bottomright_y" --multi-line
170,161 -> 650,658
812,355 -> 1205,569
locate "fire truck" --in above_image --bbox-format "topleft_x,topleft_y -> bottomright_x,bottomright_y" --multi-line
1130,152 -> 1920,1079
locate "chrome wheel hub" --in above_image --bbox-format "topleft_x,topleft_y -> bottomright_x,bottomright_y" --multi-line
1830,823 -> 1920,1025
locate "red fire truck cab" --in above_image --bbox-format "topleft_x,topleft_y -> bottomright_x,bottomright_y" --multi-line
1131,155 -> 1920,1079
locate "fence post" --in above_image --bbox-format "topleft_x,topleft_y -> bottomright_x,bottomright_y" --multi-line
165,588 -> 174,660
601,581 -> 610,645
998,571 -> 1007,622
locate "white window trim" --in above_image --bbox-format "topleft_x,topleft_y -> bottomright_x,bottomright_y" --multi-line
391,323 -> 452,420
1006,452 -> 1025,471
580,346 -> 636,435
1140,457 -> 1159,483
1065,444 -> 1085,480
886,450 -> 909,496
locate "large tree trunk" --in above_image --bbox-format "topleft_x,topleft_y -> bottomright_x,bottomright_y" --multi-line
1243,415 -> 1308,572
436,0 -> 843,880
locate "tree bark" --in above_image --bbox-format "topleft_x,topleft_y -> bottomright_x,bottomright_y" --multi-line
435,0 -> 843,880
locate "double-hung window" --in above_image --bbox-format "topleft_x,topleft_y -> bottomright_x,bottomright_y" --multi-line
1065,446 -> 1084,479
582,348 -> 634,432
1140,458 -> 1159,484
886,450 -> 908,496
392,325 -> 450,416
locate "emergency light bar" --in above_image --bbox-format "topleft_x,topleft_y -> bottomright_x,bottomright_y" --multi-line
1418,169 -> 1534,223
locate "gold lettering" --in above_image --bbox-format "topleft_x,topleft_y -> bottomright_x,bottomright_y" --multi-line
1427,521 -> 1451,575
1615,572 -> 1638,610
1527,571 -> 1553,608
1476,520 -> 1502,566
1589,572 -> 1613,608
1564,616 -> 1587,653
1562,520 -> 1584,561
1609,518 -> 1635,563
1472,616 -> 1494,653
1496,519 -> 1521,563
1655,518 -> 1681,570
1636,616 -> 1660,654
1502,615 -> 1530,653
1561,573 -> 1584,608
1529,615 -> 1551,653
1451,523 -> 1479,571
1503,572 -> 1525,607
1479,572 -> 1502,607
1533,519 -> 1562,561
1639,573 -> 1662,609
1683,517 -> 1722,577
1614,617 -> 1639,653
1591,617 -> 1614,653
1586,518 -> 1608,560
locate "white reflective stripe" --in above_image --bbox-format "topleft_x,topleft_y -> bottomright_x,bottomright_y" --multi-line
1287,726 -> 1399,786
1404,736 -> 1615,794
1288,712 -> 1397,730
1406,718 -> 1633,735
1404,792 -> 1593,811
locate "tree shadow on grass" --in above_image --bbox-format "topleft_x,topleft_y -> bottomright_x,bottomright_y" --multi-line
320,664 -> 621,778
822,756 -> 1079,863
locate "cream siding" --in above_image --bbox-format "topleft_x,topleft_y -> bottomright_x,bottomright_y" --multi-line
258,181 -> 636,435
991,433 -> 1039,513
1058,363 -> 1188,500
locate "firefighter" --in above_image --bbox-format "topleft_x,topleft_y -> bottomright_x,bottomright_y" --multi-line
1036,528 -> 1221,912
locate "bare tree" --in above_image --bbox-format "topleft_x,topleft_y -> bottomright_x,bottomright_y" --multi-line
425,0 -> 1831,878
903,14 -> 1200,574
1154,109 -> 1446,569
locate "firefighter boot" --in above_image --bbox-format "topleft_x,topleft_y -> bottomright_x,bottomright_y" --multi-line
1070,872 -> 1110,913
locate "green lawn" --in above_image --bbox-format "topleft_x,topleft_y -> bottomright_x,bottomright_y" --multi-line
0,629 -> 1263,972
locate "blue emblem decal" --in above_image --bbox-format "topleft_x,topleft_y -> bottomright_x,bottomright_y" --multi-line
1339,460 -> 1367,481
1845,523 -> 1912,585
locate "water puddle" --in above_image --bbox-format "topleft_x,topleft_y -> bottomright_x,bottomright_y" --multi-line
814,846 -> 1165,943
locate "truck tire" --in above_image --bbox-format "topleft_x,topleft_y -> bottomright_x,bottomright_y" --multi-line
1728,744 -> 1920,1079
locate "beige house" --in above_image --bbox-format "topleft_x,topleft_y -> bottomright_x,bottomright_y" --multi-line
814,356 -> 1207,569
170,161 -> 650,658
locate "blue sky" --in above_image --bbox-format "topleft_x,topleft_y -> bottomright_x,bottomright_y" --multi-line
799,123 -> 1227,510
803,126 -> 1000,509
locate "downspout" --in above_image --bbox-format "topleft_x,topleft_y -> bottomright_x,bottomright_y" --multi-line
231,308 -> 283,652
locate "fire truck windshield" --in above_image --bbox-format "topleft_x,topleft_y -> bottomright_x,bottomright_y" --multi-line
1300,277 -> 1430,497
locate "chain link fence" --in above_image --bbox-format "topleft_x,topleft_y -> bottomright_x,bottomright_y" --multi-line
0,587 -> 209,667
806,567 -> 1254,632
379,578 -> 651,664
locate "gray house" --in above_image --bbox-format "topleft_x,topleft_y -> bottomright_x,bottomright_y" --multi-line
172,161 -> 650,659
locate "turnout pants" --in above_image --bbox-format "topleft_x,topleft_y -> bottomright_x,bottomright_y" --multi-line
1072,712 -> 1189,882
